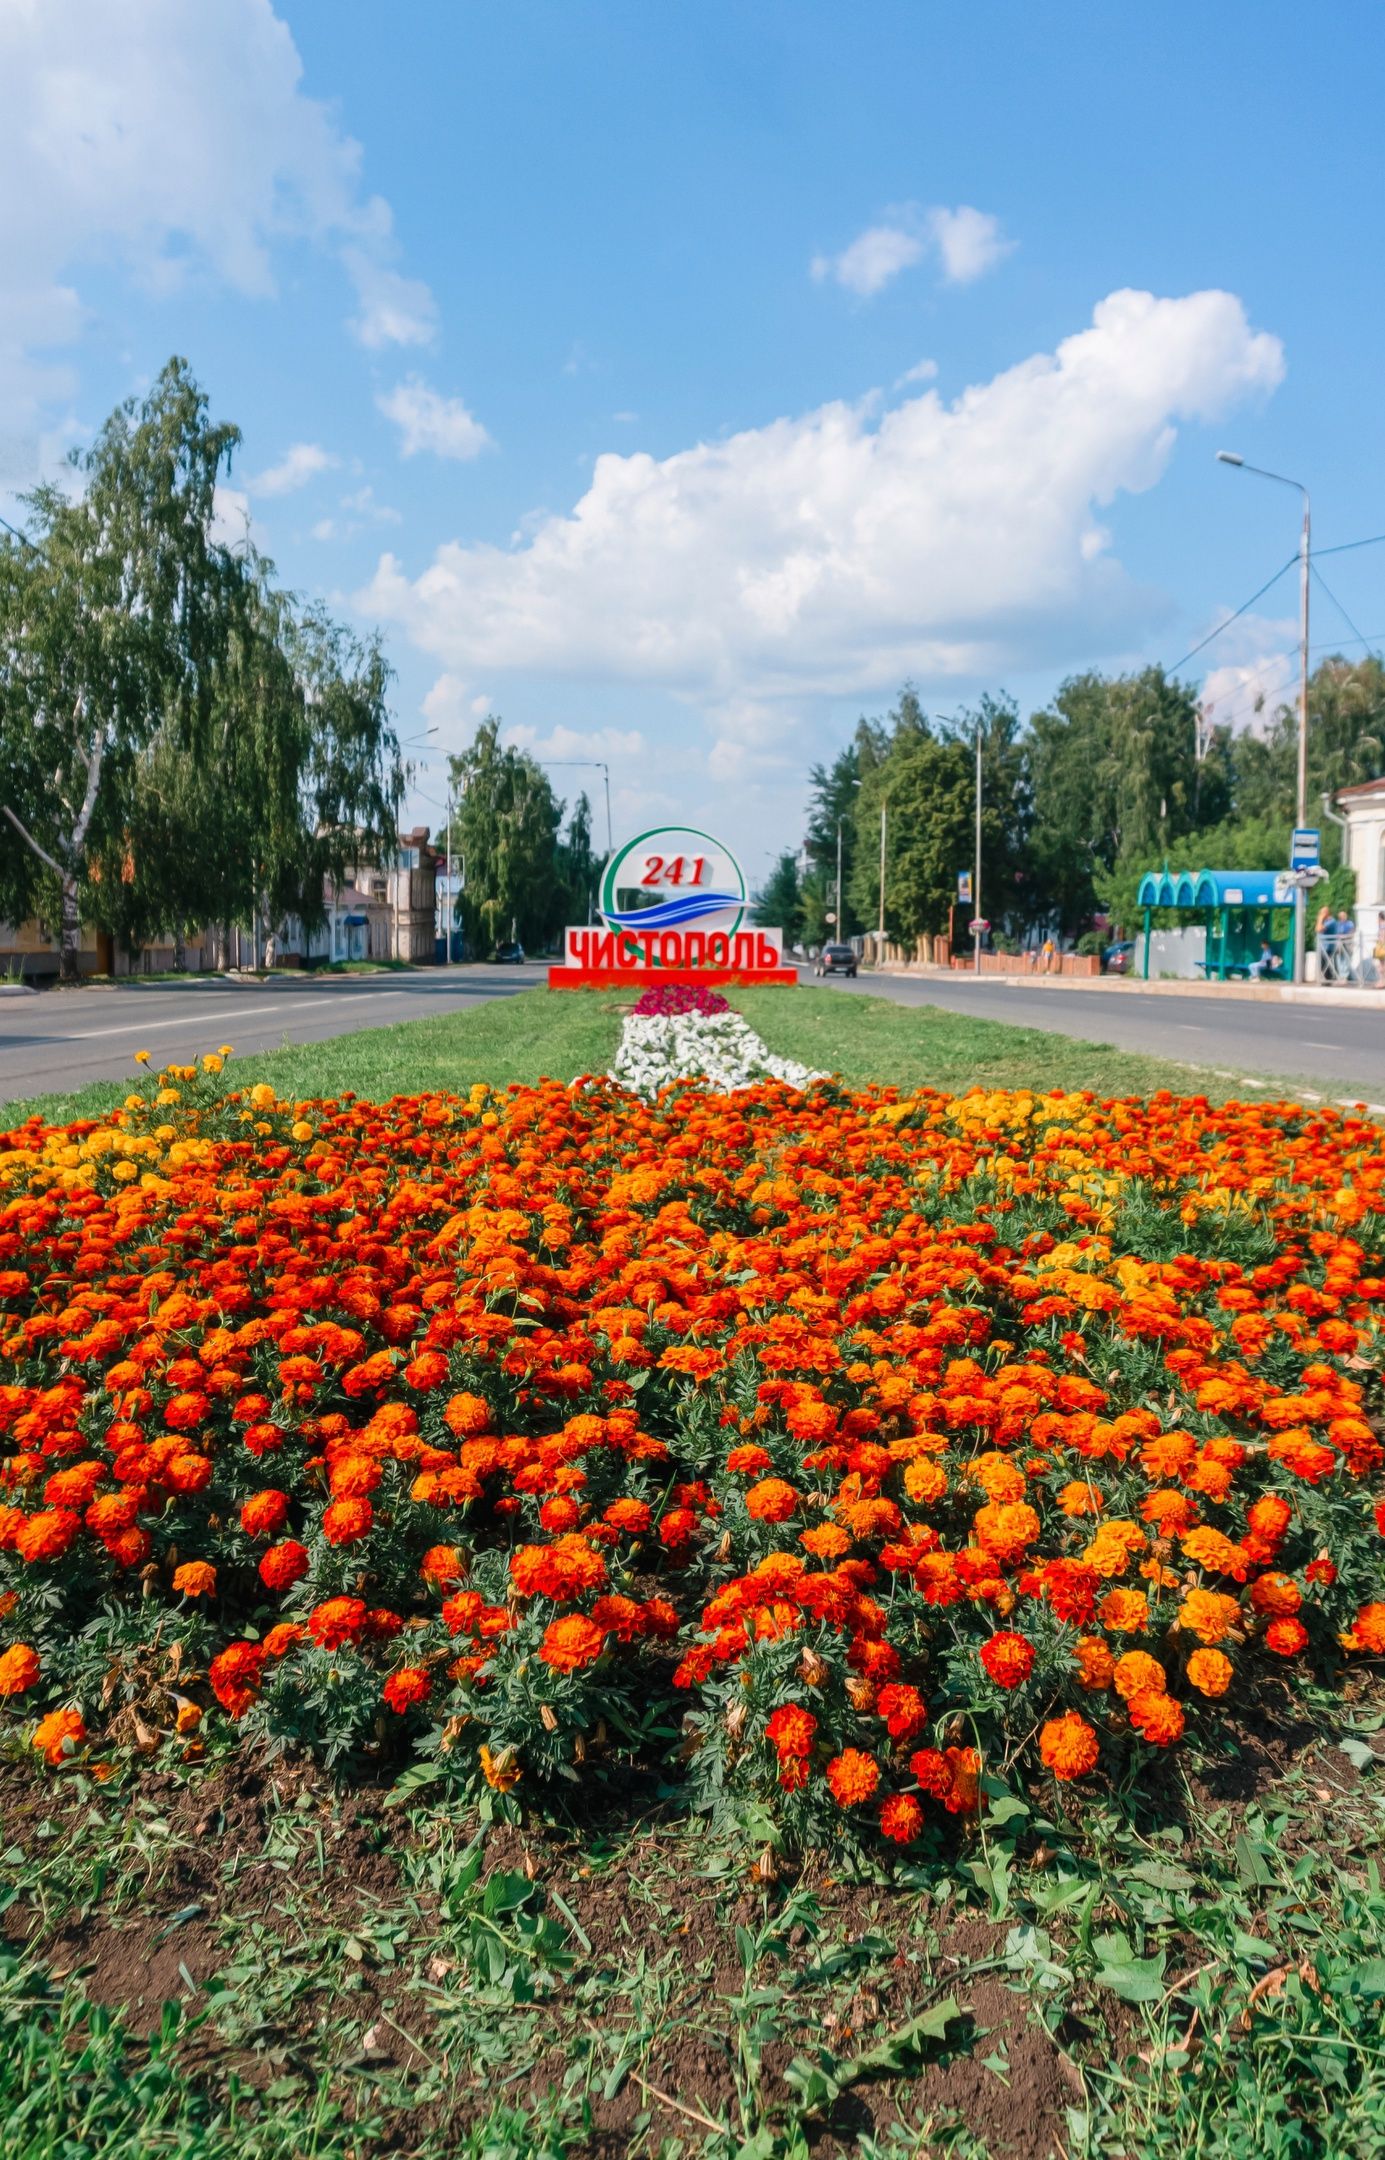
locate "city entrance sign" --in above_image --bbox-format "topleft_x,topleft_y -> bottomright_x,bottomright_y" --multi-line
548,824 -> 797,987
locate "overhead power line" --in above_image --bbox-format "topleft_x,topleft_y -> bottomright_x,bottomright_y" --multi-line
1164,556 -> 1297,676
1311,561 -> 1376,654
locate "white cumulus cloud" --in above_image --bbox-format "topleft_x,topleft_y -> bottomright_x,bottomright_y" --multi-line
360,289 -> 1284,760
378,377 -> 492,461
0,0 -> 436,458
813,204 -> 1012,297
812,223 -> 926,298
929,205 -> 1013,284
249,441 -> 339,495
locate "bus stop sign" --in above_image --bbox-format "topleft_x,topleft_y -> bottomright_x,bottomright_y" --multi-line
1290,827 -> 1320,871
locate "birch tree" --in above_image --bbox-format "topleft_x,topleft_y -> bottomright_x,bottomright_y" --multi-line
0,358 -> 240,978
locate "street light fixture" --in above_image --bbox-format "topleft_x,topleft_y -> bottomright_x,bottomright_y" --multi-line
1216,450 -> 1311,983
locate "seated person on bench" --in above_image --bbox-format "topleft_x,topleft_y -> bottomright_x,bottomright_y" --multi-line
1247,939 -> 1282,980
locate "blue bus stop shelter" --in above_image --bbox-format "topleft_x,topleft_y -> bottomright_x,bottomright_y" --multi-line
1135,869 -> 1290,982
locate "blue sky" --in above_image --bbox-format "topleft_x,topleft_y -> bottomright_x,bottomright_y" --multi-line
4,0 -> 1385,880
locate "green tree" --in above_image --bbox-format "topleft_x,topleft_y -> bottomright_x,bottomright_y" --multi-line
1027,667 -> 1221,933
804,740 -> 864,934
0,358 -> 242,978
753,850 -> 803,945
556,791 -> 599,929
449,719 -> 563,952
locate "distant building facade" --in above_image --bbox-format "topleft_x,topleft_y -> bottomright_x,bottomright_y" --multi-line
0,827 -> 440,978
1334,778 -> 1385,957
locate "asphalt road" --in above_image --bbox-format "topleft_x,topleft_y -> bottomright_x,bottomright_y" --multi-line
0,964 -> 549,1104
804,968 -> 1385,1102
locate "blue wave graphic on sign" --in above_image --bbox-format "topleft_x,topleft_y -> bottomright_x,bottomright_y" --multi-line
600,889 -> 742,931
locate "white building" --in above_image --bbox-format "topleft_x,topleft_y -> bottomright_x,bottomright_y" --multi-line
1334,777 -> 1385,957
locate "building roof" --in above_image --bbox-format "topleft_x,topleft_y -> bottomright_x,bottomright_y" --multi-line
1336,776 -> 1385,802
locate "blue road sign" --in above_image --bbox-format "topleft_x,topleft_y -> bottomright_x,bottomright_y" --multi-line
1290,827 -> 1320,870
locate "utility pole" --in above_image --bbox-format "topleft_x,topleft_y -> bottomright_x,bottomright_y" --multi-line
1217,453 -> 1311,983
877,797 -> 888,951
973,718 -> 983,975
835,816 -> 844,937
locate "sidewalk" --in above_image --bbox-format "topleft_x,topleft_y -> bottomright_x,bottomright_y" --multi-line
863,967 -> 1385,1009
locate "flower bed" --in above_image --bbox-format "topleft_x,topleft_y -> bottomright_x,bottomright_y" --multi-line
2,1058 -> 1384,1846
629,983 -> 730,1018
609,1006 -> 822,1098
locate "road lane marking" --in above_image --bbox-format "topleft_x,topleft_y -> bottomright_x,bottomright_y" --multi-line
46,992 -> 406,1045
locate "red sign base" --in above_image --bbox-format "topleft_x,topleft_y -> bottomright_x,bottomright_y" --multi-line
549,966 -> 798,990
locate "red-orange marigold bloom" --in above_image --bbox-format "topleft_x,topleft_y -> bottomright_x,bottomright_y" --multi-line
1264,1615 -> 1309,1656
1128,1689 -> 1185,1745
979,1631 -> 1036,1689
1344,1601 -> 1385,1653
0,1644 -> 40,1696
443,1392 -> 491,1436
15,1509 -> 80,1563
1039,1712 -> 1100,1780
382,1666 -> 431,1712
603,1497 -> 652,1535
825,1748 -> 880,1807
210,1641 -> 267,1716
259,1539 -> 309,1591
172,1561 -> 216,1598
973,1501 -> 1041,1562
322,1497 -> 373,1546
1073,1634 -> 1115,1690
420,1543 -> 466,1586
240,1488 -> 289,1538
745,1478 -> 799,1523
880,1792 -> 924,1844
307,1595 -> 368,1649
1098,1588 -> 1149,1634
1178,1587 -> 1242,1645
1249,1571 -> 1302,1617
765,1703 -> 818,1757
539,1613 -> 606,1672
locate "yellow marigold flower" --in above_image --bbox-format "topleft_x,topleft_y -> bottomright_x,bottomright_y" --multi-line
134,1050 -> 151,1064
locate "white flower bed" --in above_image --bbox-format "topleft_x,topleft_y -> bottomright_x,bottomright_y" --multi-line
609,1009 -> 823,1099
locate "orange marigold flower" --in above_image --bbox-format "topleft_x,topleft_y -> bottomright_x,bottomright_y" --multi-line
1249,1571 -> 1302,1617
172,1561 -> 216,1598
240,1488 -> 289,1538
382,1666 -> 431,1712
1098,1588 -> 1149,1634
1264,1615 -> 1309,1656
259,1540 -> 309,1591
32,1706 -> 86,1765
15,1509 -> 81,1563
1128,1689 -> 1185,1745
1178,1587 -> 1242,1645
322,1497 -> 373,1546
307,1595 -> 368,1649
479,1743 -> 521,1792
1073,1634 -> 1115,1690
745,1477 -> 799,1523
1186,1647 -> 1233,1697
880,1792 -> 924,1844
825,1748 -> 880,1807
0,1644 -> 41,1696
765,1703 -> 818,1757
979,1630 -> 1036,1689
1113,1651 -> 1167,1701
420,1543 -> 466,1586
1343,1601 -> 1385,1654
1039,1712 -> 1100,1781
973,1500 -> 1040,1562
726,1444 -> 772,1475
443,1392 -> 491,1436
604,1497 -> 652,1535
1057,1480 -> 1104,1517
539,1613 -> 606,1672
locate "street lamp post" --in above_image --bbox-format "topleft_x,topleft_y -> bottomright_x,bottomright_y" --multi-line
835,816 -> 844,937
1217,451 -> 1311,983
877,796 -> 889,951
973,719 -> 983,975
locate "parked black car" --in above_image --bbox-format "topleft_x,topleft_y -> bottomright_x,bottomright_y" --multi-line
815,943 -> 858,978
491,941 -> 526,964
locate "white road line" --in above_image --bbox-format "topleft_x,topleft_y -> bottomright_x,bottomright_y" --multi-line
44,992 -> 406,1046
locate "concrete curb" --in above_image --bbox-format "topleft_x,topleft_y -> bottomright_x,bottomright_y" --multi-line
862,969 -> 1385,1010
